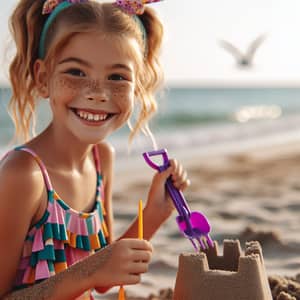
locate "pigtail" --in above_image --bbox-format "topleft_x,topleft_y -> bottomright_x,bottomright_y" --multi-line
129,7 -> 164,142
8,0 -> 46,142
139,7 -> 164,91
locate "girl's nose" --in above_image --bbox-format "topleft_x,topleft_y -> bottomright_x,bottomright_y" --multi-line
86,80 -> 110,102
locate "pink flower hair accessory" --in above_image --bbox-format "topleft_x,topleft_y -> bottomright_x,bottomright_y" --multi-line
42,0 -> 88,15
115,0 -> 163,15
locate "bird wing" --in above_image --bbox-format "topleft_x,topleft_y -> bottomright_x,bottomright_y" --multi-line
219,39 -> 244,61
246,34 -> 267,62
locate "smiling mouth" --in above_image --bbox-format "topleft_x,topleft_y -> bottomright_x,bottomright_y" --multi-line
70,108 -> 115,122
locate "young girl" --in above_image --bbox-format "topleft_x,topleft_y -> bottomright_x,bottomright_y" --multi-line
0,0 -> 190,299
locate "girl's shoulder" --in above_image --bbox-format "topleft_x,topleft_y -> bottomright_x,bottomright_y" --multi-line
96,141 -> 115,158
1,149 -> 44,181
96,141 -> 115,167
0,149 -> 45,212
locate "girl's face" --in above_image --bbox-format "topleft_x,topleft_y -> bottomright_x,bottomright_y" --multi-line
42,31 -> 140,144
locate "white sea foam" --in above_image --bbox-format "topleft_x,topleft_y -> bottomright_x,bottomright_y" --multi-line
110,114 -> 300,159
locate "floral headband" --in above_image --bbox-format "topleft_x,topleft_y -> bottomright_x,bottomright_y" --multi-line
39,0 -> 162,58
43,0 -> 162,15
114,0 -> 162,15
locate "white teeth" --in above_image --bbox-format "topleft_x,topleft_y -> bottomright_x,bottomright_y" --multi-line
74,109 -> 108,122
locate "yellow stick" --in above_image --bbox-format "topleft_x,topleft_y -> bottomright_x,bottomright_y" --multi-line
118,286 -> 125,300
118,200 -> 143,300
138,200 -> 143,240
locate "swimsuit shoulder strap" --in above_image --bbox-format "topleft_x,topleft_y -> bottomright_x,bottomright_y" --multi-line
13,146 -> 53,191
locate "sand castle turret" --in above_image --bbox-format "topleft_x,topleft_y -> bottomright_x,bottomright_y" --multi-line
173,239 -> 272,300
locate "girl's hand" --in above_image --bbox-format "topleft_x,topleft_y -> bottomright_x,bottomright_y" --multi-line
146,159 -> 190,222
91,239 -> 153,292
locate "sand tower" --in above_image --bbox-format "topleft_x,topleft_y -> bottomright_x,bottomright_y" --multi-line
173,239 -> 272,300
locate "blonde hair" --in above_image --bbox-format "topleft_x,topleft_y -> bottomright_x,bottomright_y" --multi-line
9,1 -> 164,143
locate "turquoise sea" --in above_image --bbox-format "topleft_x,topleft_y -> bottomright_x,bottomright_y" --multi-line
1,87 -> 300,155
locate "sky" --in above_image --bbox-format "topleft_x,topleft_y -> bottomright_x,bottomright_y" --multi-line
2,0 -> 300,87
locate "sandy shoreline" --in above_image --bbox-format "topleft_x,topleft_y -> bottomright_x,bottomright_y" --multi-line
95,134 -> 300,299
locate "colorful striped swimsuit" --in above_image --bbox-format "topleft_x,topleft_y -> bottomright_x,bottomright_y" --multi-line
2,146 -> 109,299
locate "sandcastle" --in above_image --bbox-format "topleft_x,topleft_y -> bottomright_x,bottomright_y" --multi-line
173,239 -> 272,300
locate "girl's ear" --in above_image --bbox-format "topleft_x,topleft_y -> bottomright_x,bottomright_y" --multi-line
34,59 -> 49,98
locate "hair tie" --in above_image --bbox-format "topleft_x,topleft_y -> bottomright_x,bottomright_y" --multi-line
43,0 -> 163,16
42,0 -> 87,15
114,0 -> 163,15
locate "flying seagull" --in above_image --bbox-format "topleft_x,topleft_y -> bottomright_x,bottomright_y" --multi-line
219,34 -> 267,67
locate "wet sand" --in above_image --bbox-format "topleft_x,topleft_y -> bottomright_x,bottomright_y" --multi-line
95,139 -> 300,299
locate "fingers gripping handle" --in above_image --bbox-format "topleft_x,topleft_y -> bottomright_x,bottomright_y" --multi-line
142,149 -> 190,217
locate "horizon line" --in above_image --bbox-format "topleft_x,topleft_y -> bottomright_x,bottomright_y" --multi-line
2,79 -> 300,89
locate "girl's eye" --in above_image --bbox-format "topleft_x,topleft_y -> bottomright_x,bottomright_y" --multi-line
108,74 -> 126,81
65,69 -> 86,77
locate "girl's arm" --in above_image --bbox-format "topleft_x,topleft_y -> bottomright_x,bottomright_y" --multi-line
0,152 -> 46,297
0,153 -> 92,299
96,143 -> 189,242
3,261 -> 93,300
119,159 -> 190,241
3,238 -> 152,300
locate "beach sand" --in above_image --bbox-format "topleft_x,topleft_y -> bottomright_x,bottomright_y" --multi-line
95,138 -> 300,300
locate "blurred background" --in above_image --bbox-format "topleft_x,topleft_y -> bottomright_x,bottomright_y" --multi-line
2,0 -> 300,156
2,3 -> 300,297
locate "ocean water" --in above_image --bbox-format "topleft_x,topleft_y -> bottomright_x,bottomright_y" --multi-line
1,87 -> 300,155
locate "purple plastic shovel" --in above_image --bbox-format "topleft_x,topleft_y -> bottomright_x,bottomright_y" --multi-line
143,149 -> 214,251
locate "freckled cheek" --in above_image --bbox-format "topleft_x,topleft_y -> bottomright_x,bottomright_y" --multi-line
52,78 -> 85,99
112,87 -> 134,116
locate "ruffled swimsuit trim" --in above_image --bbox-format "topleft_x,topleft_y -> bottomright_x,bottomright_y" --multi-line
3,146 -> 109,292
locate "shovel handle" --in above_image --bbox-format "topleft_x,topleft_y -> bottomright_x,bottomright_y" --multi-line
142,149 -> 191,217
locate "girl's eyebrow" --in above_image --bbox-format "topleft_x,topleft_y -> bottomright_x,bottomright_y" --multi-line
58,57 -> 133,72
110,63 -> 133,73
58,57 -> 91,67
